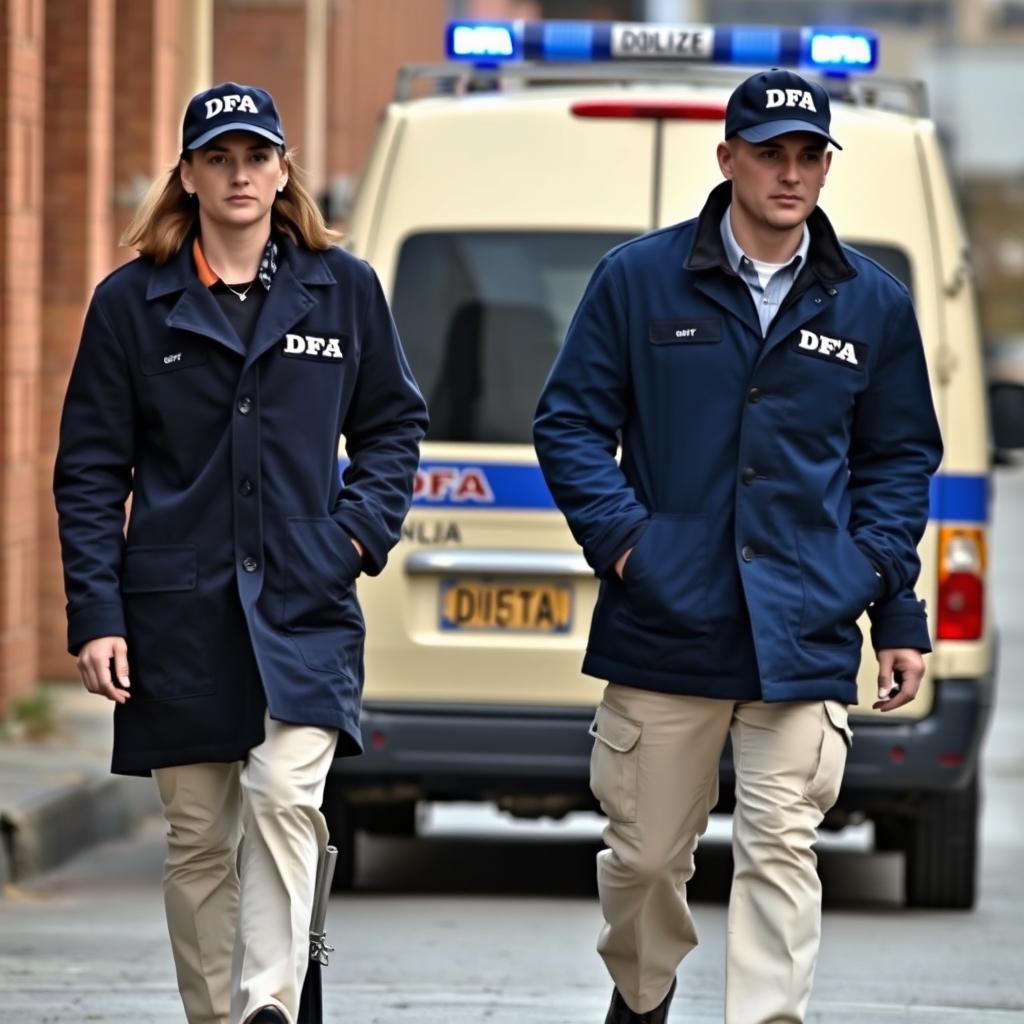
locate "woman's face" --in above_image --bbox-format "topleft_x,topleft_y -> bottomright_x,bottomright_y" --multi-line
179,130 -> 288,231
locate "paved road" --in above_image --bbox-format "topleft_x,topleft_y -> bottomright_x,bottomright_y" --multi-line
2,466 -> 1023,1023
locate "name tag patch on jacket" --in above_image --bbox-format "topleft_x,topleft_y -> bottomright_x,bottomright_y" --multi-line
281,333 -> 346,361
141,345 -> 209,376
649,318 -> 722,345
792,328 -> 866,369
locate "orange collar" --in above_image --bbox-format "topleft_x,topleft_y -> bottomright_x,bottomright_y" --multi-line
192,237 -> 219,287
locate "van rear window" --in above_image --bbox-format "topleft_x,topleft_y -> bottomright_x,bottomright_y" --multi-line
392,231 -> 635,444
391,233 -> 913,445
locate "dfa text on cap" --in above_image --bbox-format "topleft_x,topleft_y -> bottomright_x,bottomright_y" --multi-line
182,82 -> 285,152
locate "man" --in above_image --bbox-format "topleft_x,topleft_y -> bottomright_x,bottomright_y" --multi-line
533,69 -> 942,1024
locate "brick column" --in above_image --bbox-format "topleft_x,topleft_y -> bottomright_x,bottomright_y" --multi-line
0,0 -> 45,712
38,0 -> 117,680
326,0 -> 447,217
112,0 -> 187,266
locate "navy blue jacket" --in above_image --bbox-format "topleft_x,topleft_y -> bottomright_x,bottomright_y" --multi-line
54,237 -> 427,774
534,182 -> 942,704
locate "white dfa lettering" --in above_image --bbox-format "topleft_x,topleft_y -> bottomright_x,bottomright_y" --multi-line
204,95 -> 259,119
675,328 -> 697,338
798,329 -> 859,366
765,88 -> 817,112
282,334 -> 344,359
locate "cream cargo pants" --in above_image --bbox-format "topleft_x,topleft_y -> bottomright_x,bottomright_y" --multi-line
590,683 -> 851,1023
153,712 -> 338,1024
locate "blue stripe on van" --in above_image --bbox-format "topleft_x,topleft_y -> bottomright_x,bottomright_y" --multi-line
929,473 -> 988,524
343,459 -> 988,522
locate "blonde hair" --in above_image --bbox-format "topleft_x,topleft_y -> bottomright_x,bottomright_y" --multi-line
120,148 -> 342,263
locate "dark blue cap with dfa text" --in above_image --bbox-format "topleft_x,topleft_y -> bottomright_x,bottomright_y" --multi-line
725,69 -> 841,150
182,82 -> 285,151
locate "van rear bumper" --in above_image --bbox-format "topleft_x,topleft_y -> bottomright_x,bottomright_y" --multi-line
330,676 -> 993,801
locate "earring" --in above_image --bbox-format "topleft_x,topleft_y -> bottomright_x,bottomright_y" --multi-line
277,184 -> 285,193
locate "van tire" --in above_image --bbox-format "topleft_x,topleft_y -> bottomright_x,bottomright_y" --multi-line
321,791 -> 357,892
903,773 -> 979,910
358,800 -> 420,837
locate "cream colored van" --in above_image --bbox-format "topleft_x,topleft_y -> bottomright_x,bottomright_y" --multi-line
325,21 -> 1013,908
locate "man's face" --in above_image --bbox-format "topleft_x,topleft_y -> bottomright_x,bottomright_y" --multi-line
716,133 -> 832,232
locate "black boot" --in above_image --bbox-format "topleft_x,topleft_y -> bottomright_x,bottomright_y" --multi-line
249,1008 -> 288,1024
604,978 -> 677,1023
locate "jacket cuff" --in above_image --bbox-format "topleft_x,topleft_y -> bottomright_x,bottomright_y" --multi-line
868,593 -> 932,653
67,602 -> 127,656
333,508 -> 390,577
590,515 -> 650,579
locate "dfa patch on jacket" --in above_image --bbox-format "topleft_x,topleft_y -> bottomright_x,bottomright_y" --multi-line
280,333 -> 347,362
791,328 -> 865,369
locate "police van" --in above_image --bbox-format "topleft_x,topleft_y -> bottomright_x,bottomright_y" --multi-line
325,19 -> 1019,908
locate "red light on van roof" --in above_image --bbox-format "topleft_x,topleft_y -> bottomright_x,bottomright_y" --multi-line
570,100 -> 726,120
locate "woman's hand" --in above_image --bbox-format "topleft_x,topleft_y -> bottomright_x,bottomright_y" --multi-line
77,636 -> 131,704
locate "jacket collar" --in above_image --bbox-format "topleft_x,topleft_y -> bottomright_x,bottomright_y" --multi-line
684,181 -> 856,285
146,231 -> 336,301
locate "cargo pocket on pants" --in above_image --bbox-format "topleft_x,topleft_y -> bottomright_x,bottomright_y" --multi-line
803,700 -> 853,812
589,702 -> 643,823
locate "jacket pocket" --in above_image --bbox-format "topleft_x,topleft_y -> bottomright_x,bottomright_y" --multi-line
589,703 -> 643,823
621,513 -> 709,636
796,527 -> 879,646
283,516 -> 362,632
803,701 -> 852,811
121,545 -> 213,701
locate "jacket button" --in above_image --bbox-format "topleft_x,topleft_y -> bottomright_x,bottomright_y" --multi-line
242,556 -> 258,573
237,396 -> 253,415
741,545 -> 755,562
741,467 -> 757,486
239,478 -> 254,496
747,387 -> 762,403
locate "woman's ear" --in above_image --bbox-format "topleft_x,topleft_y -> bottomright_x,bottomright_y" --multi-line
179,159 -> 195,195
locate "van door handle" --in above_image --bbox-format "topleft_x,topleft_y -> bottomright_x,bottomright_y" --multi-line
404,549 -> 593,577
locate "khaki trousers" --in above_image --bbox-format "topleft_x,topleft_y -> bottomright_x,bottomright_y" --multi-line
590,683 -> 851,1023
154,713 -> 338,1024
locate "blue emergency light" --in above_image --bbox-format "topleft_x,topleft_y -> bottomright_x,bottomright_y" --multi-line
445,20 -> 879,73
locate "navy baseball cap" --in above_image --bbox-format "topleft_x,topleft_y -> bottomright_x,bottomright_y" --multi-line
182,82 -> 285,151
725,69 -> 842,150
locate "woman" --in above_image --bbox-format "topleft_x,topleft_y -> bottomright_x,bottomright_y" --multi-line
53,82 -> 427,1024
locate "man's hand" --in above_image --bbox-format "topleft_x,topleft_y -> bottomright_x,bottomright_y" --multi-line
77,636 -> 131,704
872,647 -> 925,712
614,548 -> 633,579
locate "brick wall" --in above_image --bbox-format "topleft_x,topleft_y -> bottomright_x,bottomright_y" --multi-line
37,0 -> 117,680
326,0 -> 446,211
0,0 -> 45,712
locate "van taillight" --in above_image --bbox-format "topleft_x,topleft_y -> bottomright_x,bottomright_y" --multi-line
570,100 -> 726,120
936,527 -> 985,641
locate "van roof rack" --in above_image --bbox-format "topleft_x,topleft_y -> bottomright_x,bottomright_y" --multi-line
394,62 -> 928,118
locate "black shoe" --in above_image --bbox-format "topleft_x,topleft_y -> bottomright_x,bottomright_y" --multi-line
604,978 -> 677,1023
249,1008 -> 288,1024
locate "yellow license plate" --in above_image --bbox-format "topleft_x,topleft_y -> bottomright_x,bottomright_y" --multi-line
440,579 -> 573,633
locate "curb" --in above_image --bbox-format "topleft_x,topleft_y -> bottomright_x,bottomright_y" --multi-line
1,770 -> 159,885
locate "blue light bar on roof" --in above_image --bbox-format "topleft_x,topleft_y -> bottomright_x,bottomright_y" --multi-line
445,20 -> 879,72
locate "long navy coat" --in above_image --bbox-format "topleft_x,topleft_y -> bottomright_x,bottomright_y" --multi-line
54,237 -> 427,774
534,182 -> 943,704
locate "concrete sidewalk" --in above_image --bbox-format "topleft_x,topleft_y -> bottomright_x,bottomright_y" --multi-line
0,685 -> 159,888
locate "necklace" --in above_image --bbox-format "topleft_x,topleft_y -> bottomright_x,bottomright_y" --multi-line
224,280 -> 256,302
